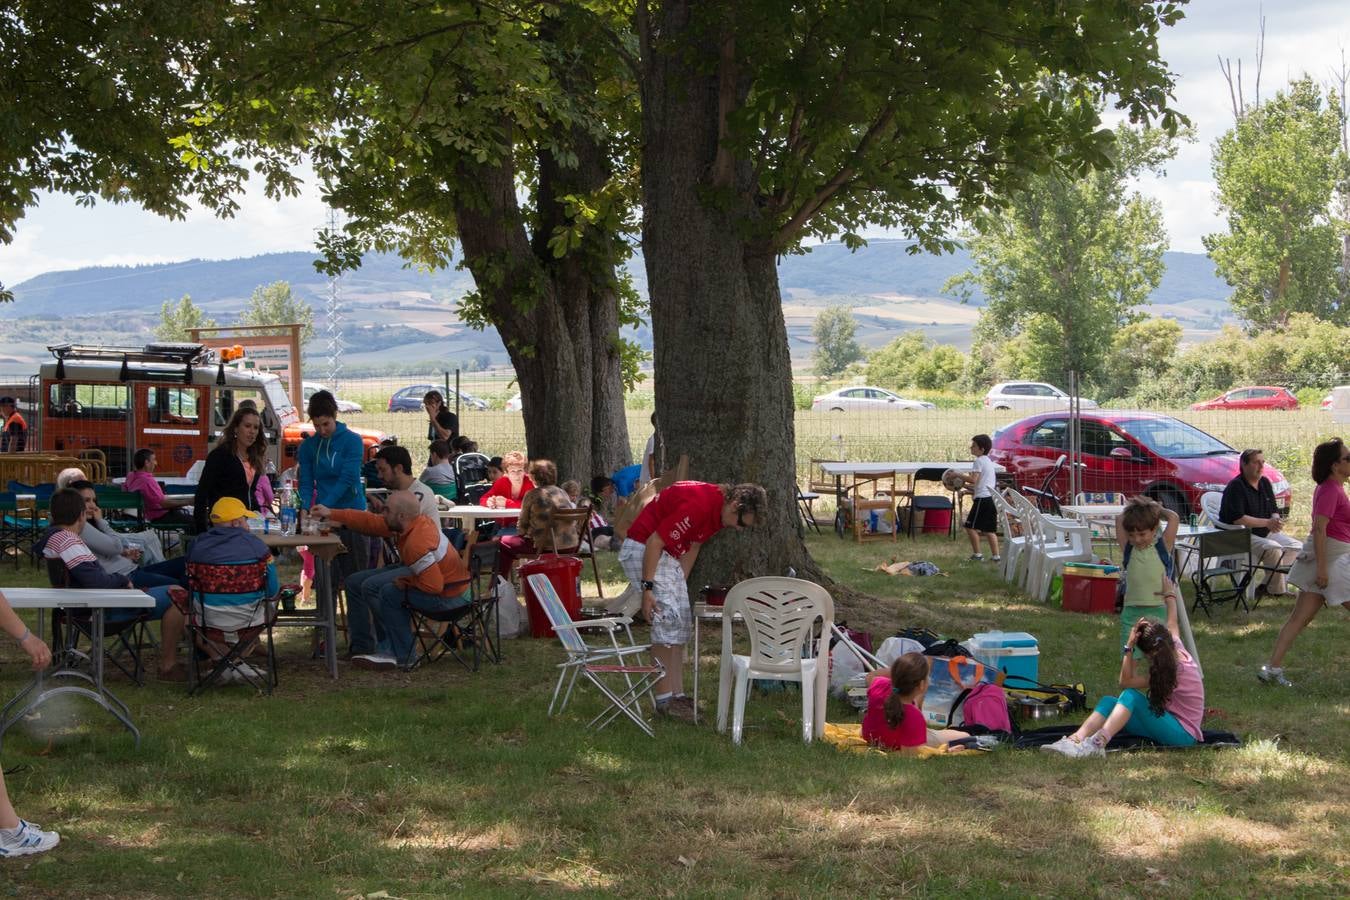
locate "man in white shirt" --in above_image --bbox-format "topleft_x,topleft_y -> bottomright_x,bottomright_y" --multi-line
371,445 -> 442,521
961,434 -> 1000,562
639,412 -> 658,485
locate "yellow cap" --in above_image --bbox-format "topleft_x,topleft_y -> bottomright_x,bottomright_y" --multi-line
210,496 -> 259,523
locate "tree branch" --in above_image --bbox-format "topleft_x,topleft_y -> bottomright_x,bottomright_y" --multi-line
773,104 -> 896,248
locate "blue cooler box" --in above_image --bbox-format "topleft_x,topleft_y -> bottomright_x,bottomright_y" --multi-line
967,631 -> 1039,684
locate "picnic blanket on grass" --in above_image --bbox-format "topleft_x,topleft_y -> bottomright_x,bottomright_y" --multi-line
823,723 -> 975,758
1013,724 -> 1241,752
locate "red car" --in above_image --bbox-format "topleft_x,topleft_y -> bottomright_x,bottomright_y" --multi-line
1190,386 -> 1298,411
990,411 -> 1292,517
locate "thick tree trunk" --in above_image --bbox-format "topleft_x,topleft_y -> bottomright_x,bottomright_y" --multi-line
453,136 -> 631,481
640,2 -> 819,586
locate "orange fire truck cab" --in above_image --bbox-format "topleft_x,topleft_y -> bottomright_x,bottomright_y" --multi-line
35,343 -> 383,478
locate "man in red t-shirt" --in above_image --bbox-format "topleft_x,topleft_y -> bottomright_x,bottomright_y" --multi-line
619,481 -> 768,723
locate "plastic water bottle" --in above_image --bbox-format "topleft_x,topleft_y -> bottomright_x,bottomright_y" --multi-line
279,481 -> 296,535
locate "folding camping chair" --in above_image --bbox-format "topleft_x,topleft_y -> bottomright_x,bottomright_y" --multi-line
407,540 -> 503,671
184,559 -> 279,694
526,573 -> 663,736
1190,527 -> 1256,616
46,558 -> 152,685
898,467 -> 955,539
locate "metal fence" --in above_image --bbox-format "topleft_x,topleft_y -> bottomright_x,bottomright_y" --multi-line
5,367 -> 1349,532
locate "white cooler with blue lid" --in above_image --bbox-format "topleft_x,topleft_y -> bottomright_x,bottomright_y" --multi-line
967,631 -> 1039,683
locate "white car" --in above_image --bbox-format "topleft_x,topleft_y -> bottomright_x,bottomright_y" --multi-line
302,382 -> 363,414
811,386 -> 936,412
505,393 -> 522,412
983,381 -> 1097,411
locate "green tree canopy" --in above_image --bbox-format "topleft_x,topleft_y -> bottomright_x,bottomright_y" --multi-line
811,307 -> 862,377
1098,316 -> 1182,401
155,294 -> 216,343
866,332 -> 967,391
1203,77 -> 1350,327
240,282 -> 314,343
949,123 -> 1180,388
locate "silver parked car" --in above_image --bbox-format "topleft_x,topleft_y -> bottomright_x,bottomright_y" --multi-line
811,386 -> 936,412
983,381 -> 1097,411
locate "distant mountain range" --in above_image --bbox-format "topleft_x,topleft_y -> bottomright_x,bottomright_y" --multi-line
3,240 -> 1235,371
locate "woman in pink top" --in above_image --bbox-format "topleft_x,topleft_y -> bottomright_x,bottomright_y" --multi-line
1045,613 -> 1204,757
1261,438 -> 1350,687
862,652 -> 968,753
124,449 -> 194,527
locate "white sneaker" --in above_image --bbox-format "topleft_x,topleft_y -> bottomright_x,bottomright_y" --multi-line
1064,735 -> 1106,759
1257,665 -> 1293,688
0,820 -> 60,857
1040,736 -> 1075,754
352,654 -> 398,672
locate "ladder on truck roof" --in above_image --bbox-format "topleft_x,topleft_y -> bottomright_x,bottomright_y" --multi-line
47,342 -> 211,366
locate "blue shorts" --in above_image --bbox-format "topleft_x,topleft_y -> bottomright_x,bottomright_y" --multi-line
1094,689 -> 1197,747
106,585 -> 174,623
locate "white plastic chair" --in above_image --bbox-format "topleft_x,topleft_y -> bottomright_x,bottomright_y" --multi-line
715,577 -> 834,745
992,489 -> 1030,584
527,574 -> 664,736
1025,508 -> 1094,602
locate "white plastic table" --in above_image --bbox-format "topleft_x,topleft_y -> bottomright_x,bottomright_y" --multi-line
0,588 -> 154,748
818,461 -> 1007,537
260,532 -> 345,679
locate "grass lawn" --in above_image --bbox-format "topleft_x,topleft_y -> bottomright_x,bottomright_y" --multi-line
1,533 -> 1347,898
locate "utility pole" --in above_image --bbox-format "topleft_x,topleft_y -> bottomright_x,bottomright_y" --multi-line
323,207 -> 345,390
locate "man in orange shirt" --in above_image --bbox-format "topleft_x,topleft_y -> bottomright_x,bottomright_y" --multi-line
313,490 -> 472,672
0,397 -> 26,453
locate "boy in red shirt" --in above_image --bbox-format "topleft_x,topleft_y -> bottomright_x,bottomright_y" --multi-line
619,481 -> 767,722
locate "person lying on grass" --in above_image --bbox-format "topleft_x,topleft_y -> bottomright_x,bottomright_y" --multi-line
862,652 -> 969,753
1043,612 -> 1204,758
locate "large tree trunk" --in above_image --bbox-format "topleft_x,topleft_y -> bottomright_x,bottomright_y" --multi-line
453,134 -> 631,481
640,2 -> 817,586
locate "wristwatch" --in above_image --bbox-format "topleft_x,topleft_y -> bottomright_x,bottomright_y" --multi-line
1122,643 -> 1134,656
640,580 -> 656,591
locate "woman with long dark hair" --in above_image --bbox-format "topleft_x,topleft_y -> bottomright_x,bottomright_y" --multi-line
1044,612 -> 1204,757
192,407 -> 268,533
1259,437 -> 1350,687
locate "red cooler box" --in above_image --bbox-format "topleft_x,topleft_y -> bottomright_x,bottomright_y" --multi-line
922,508 -> 952,534
521,555 -> 583,638
1062,565 -> 1119,614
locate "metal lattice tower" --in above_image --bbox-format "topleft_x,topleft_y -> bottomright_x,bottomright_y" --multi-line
323,207 -> 345,390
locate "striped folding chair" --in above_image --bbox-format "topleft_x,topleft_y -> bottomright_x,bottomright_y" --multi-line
184,560 -> 278,694
526,573 -> 663,736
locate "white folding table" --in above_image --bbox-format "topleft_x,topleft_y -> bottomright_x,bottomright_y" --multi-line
0,587 -> 155,748
818,460 -> 1007,536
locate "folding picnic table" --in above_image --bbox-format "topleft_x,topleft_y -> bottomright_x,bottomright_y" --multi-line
0,587 -> 154,748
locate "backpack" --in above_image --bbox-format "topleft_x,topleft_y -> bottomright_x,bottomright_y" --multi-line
894,627 -> 941,649
923,638 -> 974,659
1115,536 -> 1175,613
948,681 -> 1012,732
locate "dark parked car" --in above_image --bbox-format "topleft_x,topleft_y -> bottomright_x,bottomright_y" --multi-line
387,384 -> 488,413
990,411 -> 1292,517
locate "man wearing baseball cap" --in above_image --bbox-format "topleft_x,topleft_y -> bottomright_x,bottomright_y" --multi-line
177,498 -> 280,681
0,397 -> 26,453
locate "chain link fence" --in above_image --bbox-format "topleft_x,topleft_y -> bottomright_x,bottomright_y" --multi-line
5,366 -> 1348,532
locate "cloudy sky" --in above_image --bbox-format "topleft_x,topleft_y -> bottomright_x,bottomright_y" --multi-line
2,1 -> 1347,286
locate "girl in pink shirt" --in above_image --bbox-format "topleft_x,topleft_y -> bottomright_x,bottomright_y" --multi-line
1262,438 -> 1350,687
1045,614 -> 1204,757
862,652 -> 969,752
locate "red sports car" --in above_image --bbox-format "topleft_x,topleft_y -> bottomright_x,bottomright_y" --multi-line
1190,386 -> 1298,411
990,411 -> 1292,518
